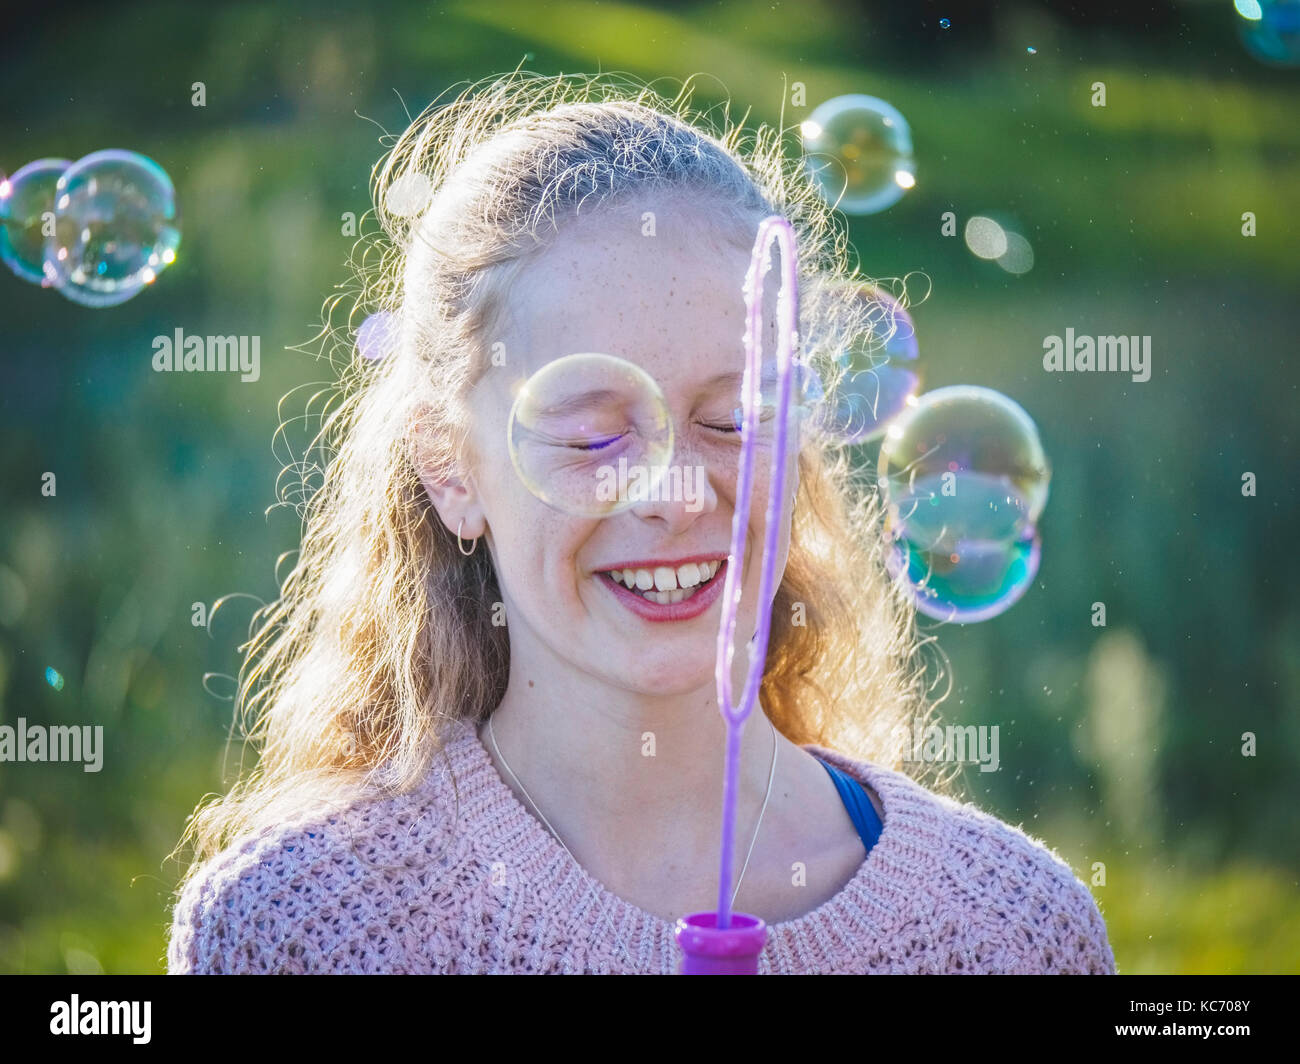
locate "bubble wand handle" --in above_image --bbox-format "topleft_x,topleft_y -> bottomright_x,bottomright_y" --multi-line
713,215 -> 799,931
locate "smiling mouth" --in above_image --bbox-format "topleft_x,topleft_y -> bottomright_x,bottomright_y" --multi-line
598,560 -> 725,605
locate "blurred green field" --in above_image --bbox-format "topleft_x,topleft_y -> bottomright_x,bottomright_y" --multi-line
1,0 -> 1297,973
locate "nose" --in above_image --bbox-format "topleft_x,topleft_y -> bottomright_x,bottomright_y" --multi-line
626,435 -> 720,532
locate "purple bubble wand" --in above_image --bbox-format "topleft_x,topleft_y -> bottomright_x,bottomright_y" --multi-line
675,215 -> 800,973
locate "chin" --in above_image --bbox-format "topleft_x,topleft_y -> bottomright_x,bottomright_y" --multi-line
608,652 -> 717,697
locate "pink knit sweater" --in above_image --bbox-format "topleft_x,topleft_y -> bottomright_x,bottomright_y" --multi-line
168,720 -> 1116,974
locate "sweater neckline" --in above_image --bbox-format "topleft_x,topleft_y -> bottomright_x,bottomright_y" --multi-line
444,719 -> 940,973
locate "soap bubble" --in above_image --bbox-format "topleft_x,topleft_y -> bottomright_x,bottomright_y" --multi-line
385,171 -> 433,217
886,525 -> 1042,623
0,158 -> 70,285
816,285 -> 922,444
508,353 -> 675,517
878,385 -> 1051,622
728,358 -> 824,448
356,311 -> 396,362
879,384 -> 1050,530
801,95 -> 916,215
1238,0 -> 1300,66
997,231 -> 1035,275
43,149 -> 181,307
964,216 -> 1008,260
939,18 -> 951,29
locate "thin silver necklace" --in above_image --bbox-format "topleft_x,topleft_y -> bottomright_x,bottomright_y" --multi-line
486,713 -> 779,970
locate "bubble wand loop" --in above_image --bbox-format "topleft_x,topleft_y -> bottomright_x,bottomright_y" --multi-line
675,215 -> 799,974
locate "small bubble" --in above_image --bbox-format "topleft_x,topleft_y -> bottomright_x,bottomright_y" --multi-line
43,149 -> 181,307
385,171 -> 432,218
939,17 -> 951,29
801,95 -> 915,215
356,311 -> 396,362
45,667 -> 64,691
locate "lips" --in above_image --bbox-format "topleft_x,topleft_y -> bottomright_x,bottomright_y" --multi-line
598,558 -> 729,622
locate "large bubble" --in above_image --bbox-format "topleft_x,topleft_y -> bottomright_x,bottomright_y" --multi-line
801,95 -> 916,215
43,149 -> 181,307
507,353 -> 675,517
0,158 -> 70,285
878,385 -> 1051,622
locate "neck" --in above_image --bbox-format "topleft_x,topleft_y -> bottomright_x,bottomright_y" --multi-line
479,645 -> 783,885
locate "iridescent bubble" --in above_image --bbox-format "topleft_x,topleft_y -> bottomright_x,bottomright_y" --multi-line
816,286 -> 922,444
801,95 -> 916,215
729,357 -> 823,443
0,158 -> 70,285
508,353 -> 675,517
44,149 -> 181,307
878,385 -> 1051,622
356,311 -> 396,362
939,17 -> 951,29
886,525 -> 1041,623
1238,0 -> 1300,66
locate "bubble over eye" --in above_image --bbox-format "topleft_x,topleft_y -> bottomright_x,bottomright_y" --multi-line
43,149 -> 181,307
877,385 -> 1051,623
801,95 -> 916,215
0,158 -> 71,286
507,353 -> 674,517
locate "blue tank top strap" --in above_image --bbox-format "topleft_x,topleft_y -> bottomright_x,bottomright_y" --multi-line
812,754 -> 883,855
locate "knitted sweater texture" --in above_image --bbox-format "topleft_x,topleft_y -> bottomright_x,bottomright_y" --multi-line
168,720 -> 1116,974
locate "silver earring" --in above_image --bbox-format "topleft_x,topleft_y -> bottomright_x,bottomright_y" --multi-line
456,519 -> 479,557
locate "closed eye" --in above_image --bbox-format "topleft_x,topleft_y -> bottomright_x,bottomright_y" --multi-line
528,427 -> 628,451
569,434 -> 625,452
709,407 -> 778,433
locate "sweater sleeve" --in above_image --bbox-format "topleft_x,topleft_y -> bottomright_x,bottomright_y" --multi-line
167,839 -> 323,975
1001,849 -> 1117,975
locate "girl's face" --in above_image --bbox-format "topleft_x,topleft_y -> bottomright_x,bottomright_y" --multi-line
461,202 -> 796,698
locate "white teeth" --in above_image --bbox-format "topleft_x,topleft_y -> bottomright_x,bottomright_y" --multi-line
603,561 -> 724,601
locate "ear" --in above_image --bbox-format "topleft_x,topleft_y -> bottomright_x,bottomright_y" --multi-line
421,467 -> 487,542
409,419 -> 487,541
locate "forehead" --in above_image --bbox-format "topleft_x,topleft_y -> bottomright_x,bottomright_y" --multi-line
493,201 -> 772,386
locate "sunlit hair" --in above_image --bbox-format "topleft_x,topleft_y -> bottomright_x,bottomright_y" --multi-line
171,70 -> 951,894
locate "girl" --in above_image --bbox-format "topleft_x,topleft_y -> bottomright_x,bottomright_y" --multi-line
167,72 -> 1115,975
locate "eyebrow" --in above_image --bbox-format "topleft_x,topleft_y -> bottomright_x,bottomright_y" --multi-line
700,367 -> 779,390
531,389 -> 630,420
527,370 -> 779,420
